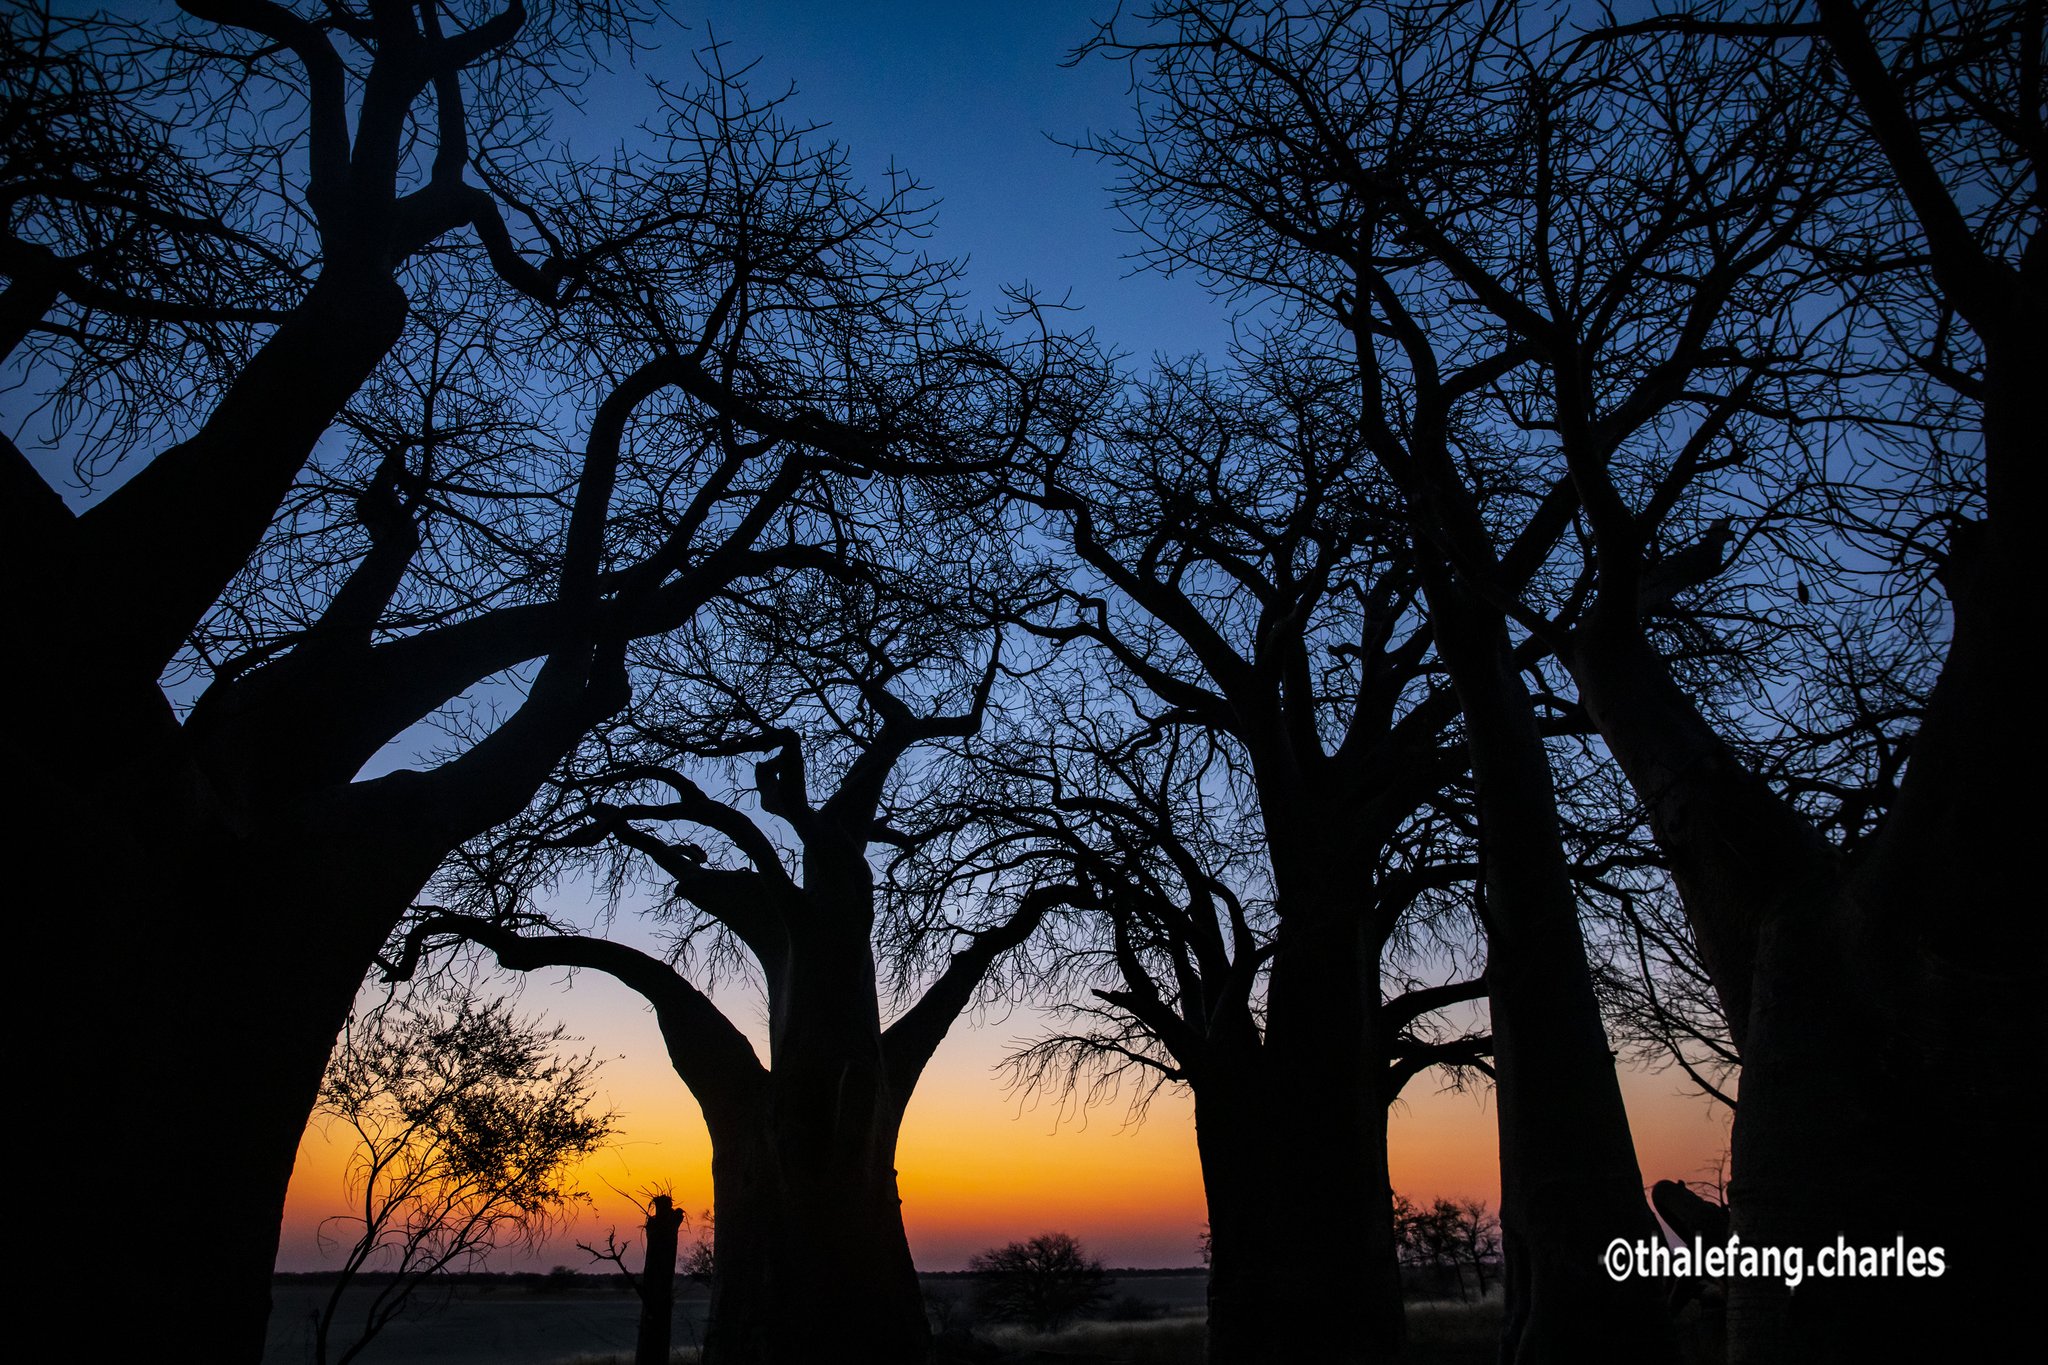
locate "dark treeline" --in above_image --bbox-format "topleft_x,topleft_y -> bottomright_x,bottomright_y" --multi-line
3,3 -> 2035,1365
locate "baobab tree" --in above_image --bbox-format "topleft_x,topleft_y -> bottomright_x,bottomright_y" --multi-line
1080,1 -> 2039,1359
1553,2 -> 2043,1355
1072,6 -> 1716,1354
2,5 -> 1064,1355
977,702 -> 1493,1365
385,531 -> 1072,1364
980,350 -> 1514,1363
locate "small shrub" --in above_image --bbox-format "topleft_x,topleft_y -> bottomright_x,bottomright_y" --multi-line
967,1232 -> 1114,1331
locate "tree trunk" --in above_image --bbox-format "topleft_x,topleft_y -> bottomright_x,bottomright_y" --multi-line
1566,593 -> 2038,1363
637,1196 -> 687,1365
1825,343 -> 2042,1358
36,830 -> 424,1364
1196,1064 -> 1409,1365
699,1089 -> 927,1365
1426,582 -> 1672,1365
1193,845 -> 1404,1365
1569,618 -> 1877,1361
16,653 -> 464,1363
697,922 -> 931,1365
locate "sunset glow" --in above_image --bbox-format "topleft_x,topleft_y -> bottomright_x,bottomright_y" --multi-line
278,971 -> 1731,1273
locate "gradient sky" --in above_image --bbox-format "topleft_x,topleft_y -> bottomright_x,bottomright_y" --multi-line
279,955 -> 1732,1272
79,0 -> 1722,1274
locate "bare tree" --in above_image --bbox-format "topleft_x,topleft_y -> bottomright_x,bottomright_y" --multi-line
383,517 -> 1077,1364
1063,7 -> 1731,1353
1587,867 -> 1742,1113
311,984 -> 614,1365
1078,2 -> 2038,1359
982,708 -> 1494,1362
2,7 -> 1055,1355
1392,1196 -> 1462,1299
1064,2 -> 1974,1358
1550,3 -> 2044,1353
970,342 -> 1514,1363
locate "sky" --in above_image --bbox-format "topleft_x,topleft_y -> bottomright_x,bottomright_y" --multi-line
279,954 -> 1731,1272
274,1 -> 1734,1276
646,0 -> 1240,361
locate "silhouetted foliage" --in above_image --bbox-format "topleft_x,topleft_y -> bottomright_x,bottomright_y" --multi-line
311,985 -> 613,1365
968,1232 -> 1113,1332
1395,1196 -> 1501,1302
3,3 -> 1065,1355
381,490 -> 1086,1364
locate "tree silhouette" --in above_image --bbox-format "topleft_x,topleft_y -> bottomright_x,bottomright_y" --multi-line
1072,5 -> 1695,1355
1394,1196 -> 1501,1302
968,1232 -> 1113,1332
311,986 -> 613,1365
974,663 -> 1493,1361
1587,859 -> 1740,1112
3,7 -> 1057,1355
1559,3 -> 2043,1353
383,515 -> 1075,1363
983,346 -> 1506,1362
1077,1 -> 2038,1358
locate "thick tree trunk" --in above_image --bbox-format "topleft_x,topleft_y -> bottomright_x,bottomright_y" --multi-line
33,817 -> 427,1364
14,627 -> 502,1362
697,922 -> 931,1365
1837,344 -> 2043,1359
11,247 -> 455,1365
1567,587 -> 2041,1362
417,855 -> 1042,1363
699,1088 -> 926,1364
1189,811 -> 1403,1365
1426,585 -> 1671,1365
1193,1091 -> 1269,1365
1194,1011 -> 1403,1365
1569,611 -> 1854,1362
59,269 -> 411,682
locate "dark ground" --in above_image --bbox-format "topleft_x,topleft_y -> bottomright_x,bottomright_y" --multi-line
266,1274 -> 1712,1364
262,1273 -> 1207,1364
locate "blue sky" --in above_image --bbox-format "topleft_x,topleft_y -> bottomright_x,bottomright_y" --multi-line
12,2 -> 1234,500
18,1 -> 1735,1270
585,2 -> 1236,361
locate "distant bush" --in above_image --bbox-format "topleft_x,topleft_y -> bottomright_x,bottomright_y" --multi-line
967,1232 -> 1113,1331
1395,1195 -> 1501,1301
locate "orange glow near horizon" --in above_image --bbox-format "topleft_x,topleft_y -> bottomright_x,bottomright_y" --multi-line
277,971 -> 1731,1274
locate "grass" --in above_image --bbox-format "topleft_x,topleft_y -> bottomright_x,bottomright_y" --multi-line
1402,1295 -> 1506,1364
558,1291 -> 1734,1364
968,1310 -> 1209,1363
933,1296 -> 1505,1364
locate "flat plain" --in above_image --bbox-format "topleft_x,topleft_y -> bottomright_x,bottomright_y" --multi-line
261,1274 -> 1213,1364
